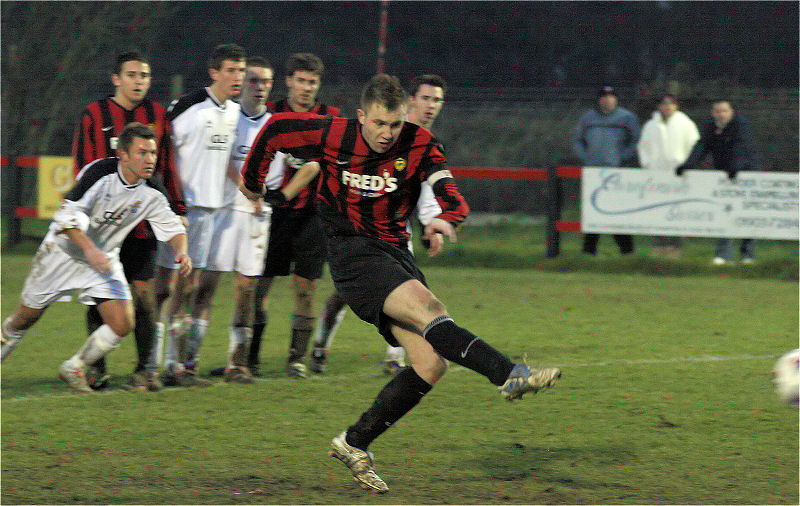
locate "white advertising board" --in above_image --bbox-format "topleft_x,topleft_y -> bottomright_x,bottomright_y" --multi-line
580,168 -> 798,240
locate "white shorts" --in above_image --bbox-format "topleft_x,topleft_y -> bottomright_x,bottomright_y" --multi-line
21,241 -> 131,309
206,207 -> 271,276
156,206 -> 216,269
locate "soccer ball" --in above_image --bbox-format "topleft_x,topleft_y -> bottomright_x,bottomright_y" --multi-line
772,349 -> 799,404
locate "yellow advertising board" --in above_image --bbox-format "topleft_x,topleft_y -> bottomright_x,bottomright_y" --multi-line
37,156 -> 75,219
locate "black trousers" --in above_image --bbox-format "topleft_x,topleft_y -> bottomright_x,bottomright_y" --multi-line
582,233 -> 634,255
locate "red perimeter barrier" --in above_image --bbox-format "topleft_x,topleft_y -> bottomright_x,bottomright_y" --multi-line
555,221 -> 581,232
5,157 -> 578,254
553,167 -> 581,235
5,155 -> 41,245
15,207 -> 39,219
556,166 -> 582,179
433,165 -> 583,256
8,156 -> 40,219
7,162 -> 551,223
16,156 -> 39,168
450,166 -> 548,181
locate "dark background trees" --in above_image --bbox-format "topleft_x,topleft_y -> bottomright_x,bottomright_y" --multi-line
2,1 -> 797,167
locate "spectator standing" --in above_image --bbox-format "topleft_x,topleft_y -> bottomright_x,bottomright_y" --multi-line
154,43 -> 245,386
71,51 -> 185,392
676,100 -> 762,264
574,86 -> 640,256
1,124 -> 190,392
637,93 -> 700,258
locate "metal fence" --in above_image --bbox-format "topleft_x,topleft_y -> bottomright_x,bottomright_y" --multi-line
2,85 -> 797,226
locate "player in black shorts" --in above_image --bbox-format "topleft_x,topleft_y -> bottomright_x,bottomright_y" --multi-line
242,74 -> 561,493
326,235 -> 427,344
310,74 -> 448,376
262,208 -> 327,281
71,52 -> 185,391
246,53 -> 342,379
252,207 -> 326,378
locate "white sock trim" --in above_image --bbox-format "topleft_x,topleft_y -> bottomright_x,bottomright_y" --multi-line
192,318 -> 210,339
3,317 -> 24,340
1,318 -> 27,361
66,357 -> 86,370
422,316 -> 454,337
92,324 -> 123,352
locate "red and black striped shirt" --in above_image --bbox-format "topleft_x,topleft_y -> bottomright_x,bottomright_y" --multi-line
265,99 -> 342,212
243,113 -> 469,248
71,96 -> 185,238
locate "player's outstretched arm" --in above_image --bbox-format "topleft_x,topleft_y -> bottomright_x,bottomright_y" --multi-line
64,228 -> 110,274
167,233 -> 192,277
424,232 -> 444,257
423,217 -> 456,255
242,161 -> 321,206
281,161 -> 320,200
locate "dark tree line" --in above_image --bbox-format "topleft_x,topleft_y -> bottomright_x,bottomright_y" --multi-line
2,1 -> 797,157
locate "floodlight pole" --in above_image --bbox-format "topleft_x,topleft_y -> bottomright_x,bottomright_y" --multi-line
376,0 -> 389,73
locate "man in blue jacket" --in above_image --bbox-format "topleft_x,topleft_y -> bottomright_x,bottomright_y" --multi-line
676,100 -> 762,264
574,86 -> 641,255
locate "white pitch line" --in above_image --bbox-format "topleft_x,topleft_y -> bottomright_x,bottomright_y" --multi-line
0,353 -> 779,404
555,353 -> 780,368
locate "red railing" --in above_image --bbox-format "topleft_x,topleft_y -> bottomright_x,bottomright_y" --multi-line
6,156 -> 41,220
450,166 -> 548,181
4,157 -> 579,254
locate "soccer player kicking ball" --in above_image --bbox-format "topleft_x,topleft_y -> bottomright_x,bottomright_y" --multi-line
1,123 -> 191,392
241,75 -> 561,493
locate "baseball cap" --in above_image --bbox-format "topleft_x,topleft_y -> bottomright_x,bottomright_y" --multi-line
598,86 -> 617,98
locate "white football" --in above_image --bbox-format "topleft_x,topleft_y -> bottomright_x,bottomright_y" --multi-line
772,349 -> 799,404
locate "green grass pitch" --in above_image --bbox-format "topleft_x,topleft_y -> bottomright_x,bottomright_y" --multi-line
2,221 -> 797,504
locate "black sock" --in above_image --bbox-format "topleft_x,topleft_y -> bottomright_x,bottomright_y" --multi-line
248,310 -> 267,367
288,315 -> 314,362
133,301 -> 155,372
346,367 -> 433,450
315,296 -> 344,349
423,317 -> 513,386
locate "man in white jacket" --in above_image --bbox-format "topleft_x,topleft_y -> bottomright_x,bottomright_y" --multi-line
637,94 -> 699,258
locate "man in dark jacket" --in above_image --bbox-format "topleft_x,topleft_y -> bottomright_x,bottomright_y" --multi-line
676,100 -> 762,264
574,86 -> 640,256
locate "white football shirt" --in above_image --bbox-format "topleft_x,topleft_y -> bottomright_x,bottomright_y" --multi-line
51,157 -> 185,261
225,108 -> 286,212
169,87 -> 240,209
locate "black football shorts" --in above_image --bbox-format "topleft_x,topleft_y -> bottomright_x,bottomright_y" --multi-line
262,209 -> 327,280
119,234 -> 157,282
326,234 -> 427,346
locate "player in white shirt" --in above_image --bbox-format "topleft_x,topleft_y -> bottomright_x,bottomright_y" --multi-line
152,44 -> 245,387
202,57 -> 282,383
309,74 -> 447,376
1,124 -> 191,392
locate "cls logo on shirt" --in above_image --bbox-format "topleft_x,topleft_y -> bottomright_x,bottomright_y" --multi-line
95,208 -> 128,225
207,134 -> 231,151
